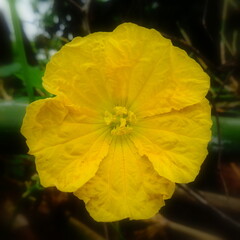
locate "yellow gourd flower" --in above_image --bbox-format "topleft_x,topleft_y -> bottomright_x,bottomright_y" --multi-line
21,23 -> 212,222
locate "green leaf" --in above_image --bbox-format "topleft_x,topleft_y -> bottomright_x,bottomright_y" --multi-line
0,98 -> 28,132
211,116 -> 240,154
0,63 -> 21,77
16,65 -> 44,89
8,0 -> 34,101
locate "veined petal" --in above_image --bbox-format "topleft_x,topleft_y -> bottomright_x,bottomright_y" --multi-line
104,23 -> 209,114
21,97 -> 111,192
43,32 -> 113,110
132,99 -> 212,183
131,46 -> 210,117
74,137 -> 175,222
103,23 -> 171,107
43,23 -> 209,114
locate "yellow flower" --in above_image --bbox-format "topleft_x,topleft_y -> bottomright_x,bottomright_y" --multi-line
21,23 -> 212,222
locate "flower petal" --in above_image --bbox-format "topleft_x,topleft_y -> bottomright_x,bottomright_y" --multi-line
43,32 -> 113,110
21,97 -> 111,192
43,23 -> 209,115
105,23 -> 210,114
132,99 -> 212,183
74,137 -> 175,222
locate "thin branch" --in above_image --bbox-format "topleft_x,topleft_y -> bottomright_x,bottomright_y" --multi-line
210,90 -> 229,196
177,184 -> 240,229
232,30 -> 238,55
0,79 -> 12,100
68,0 -> 84,11
220,0 -> 236,63
68,216 -> 106,240
148,214 -> 224,240
202,0 -> 214,43
103,223 -> 109,240
68,0 -> 91,35
174,187 -> 240,214
177,22 -> 192,45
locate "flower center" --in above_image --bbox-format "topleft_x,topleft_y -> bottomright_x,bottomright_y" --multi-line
104,106 -> 136,136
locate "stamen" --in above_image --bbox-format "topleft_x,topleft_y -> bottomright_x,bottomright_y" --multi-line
104,106 -> 136,135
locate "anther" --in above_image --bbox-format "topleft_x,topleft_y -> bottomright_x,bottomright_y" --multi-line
104,106 -> 136,136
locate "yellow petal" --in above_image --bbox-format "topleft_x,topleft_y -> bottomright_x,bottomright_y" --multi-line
43,32 -> 112,110
104,23 -> 210,115
103,23 -> 172,106
131,46 -> 210,117
21,97 -> 111,192
43,23 -> 209,114
74,137 -> 175,222
132,99 -> 212,183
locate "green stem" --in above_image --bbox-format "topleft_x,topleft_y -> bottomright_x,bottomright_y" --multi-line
8,0 -> 34,102
110,222 -> 126,240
